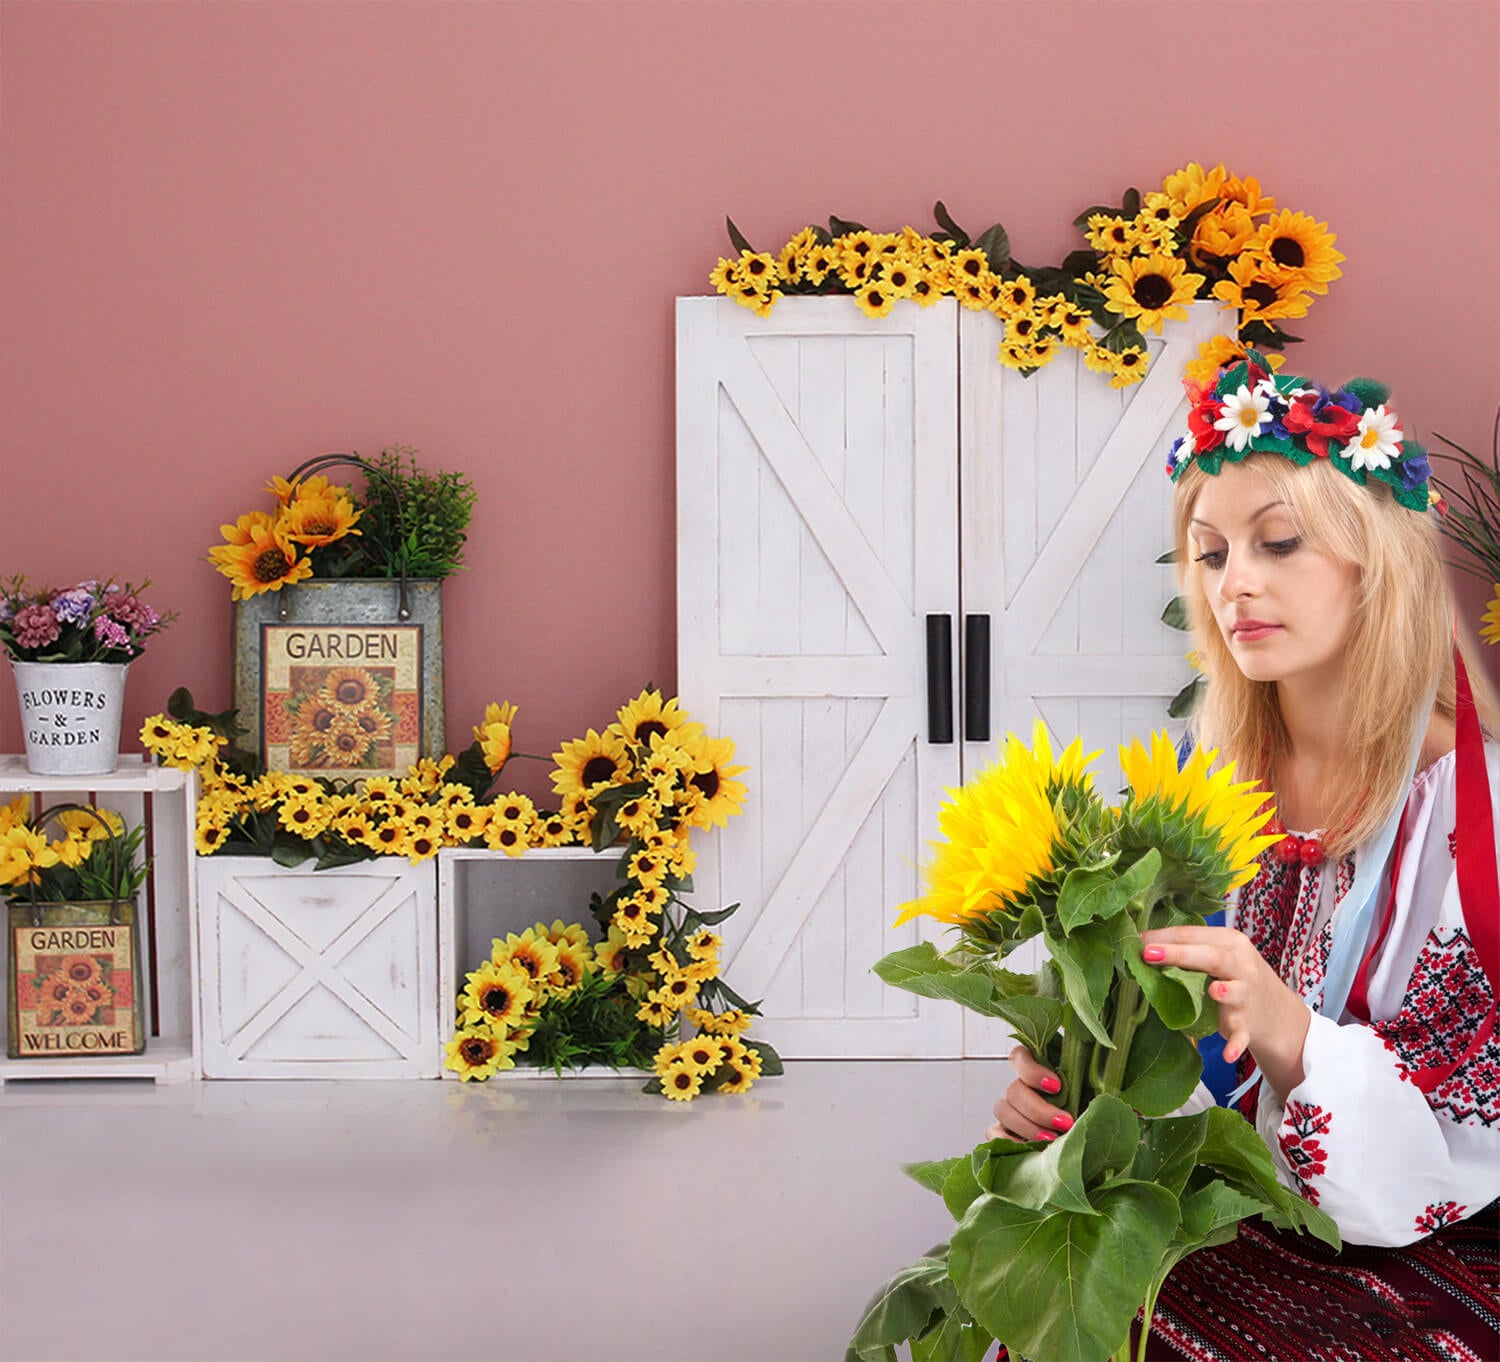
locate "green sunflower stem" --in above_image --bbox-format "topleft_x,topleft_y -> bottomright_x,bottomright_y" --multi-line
1098,975 -> 1147,1097
1060,1011 -> 1089,1116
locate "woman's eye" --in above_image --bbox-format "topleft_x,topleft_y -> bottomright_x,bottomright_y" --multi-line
1265,538 -> 1301,557
1194,549 -> 1227,570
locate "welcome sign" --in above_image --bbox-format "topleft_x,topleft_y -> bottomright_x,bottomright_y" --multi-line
10,921 -> 143,1057
260,624 -> 423,779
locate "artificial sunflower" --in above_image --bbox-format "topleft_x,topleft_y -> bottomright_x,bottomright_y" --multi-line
545,940 -> 592,996
1116,732 -> 1280,896
594,927 -> 633,976
1107,347 -> 1150,389
366,820 -> 408,855
678,1036 -> 725,1076
278,487 -> 361,548
1188,201 -> 1257,263
1102,254 -> 1204,333
681,735 -> 749,830
318,667 -> 379,711
483,820 -> 529,857
277,795 -> 332,840
1482,586 -> 1500,646
1210,254 -> 1312,324
1084,214 -> 1139,256
611,690 -> 694,749
636,997 -> 675,1027
404,831 -> 441,863
494,929 -> 560,988
801,242 -> 839,286
1245,210 -> 1344,293
855,282 -> 897,319
685,929 -> 722,962
446,803 -> 489,842
715,1061 -> 756,1095
660,1065 -> 704,1102
460,959 -> 534,1030
551,728 -> 632,802
1159,161 -> 1229,219
492,794 -> 535,825
210,517 -> 314,600
195,817 -> 231,855
473,700 -> 517,775
0,825 -> 60,887
444,1024 -> 514,1081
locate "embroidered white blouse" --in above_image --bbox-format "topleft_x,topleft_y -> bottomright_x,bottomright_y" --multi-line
1222,744 -> 1500,1247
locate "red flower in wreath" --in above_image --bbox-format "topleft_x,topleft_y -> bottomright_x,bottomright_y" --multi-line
1187,397 -> 1227,456
1282,395 -> 1361,458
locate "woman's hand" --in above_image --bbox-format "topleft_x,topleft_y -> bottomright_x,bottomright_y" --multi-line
987,1045 -> 1075,1143
1139,925 -> 1313,1097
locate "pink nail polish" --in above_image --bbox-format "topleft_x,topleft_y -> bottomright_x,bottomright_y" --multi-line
1037,1131 -> 1057,1142
1052,1113 -> 1074,1132
1040,1075 -> 1062,1094
1142,945 -> 1167,963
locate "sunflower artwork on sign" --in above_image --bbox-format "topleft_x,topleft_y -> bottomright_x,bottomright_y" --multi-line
261,628 -> 421,779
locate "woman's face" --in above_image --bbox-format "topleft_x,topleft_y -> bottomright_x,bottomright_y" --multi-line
1187,461 -> 1362,690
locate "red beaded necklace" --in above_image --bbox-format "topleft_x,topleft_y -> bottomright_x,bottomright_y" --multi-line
1262,816 -> 1325,868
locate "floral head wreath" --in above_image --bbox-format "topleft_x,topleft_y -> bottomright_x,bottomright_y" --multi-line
1165,350 -> 1435,512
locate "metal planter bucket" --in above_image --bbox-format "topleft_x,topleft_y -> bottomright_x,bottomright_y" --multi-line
11,660 -> 130,776
233,578 -> 446,779
7,898 -> 146,1058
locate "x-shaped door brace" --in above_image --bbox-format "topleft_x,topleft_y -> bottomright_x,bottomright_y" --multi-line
218,875 -> 421,1061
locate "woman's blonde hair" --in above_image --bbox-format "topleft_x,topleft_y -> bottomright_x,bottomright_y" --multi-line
1172,453 -> 1497,856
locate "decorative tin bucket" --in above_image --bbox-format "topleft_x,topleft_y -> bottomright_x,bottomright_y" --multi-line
11,659 -> 130,776
7,896 -> 146,1059
231,454 -> 446,779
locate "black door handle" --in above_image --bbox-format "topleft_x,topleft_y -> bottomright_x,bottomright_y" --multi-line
926,614 -> 953,744
964,614 -> 991,742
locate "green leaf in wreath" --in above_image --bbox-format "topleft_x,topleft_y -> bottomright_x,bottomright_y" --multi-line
949,1180 -> 1181,1362
1117,1007 -> 1204,1117
1161,595 -> 1191,630
679,902 -> 737,928
974,223 -> 1011,273
1168,676 -> 1205,720
931,201 -> 970,248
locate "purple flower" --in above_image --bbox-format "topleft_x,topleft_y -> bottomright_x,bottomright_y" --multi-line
12,604 -> 61,650
50,587 -> 96,625
94,616 -> 131,650
1398,449 -> 1432,491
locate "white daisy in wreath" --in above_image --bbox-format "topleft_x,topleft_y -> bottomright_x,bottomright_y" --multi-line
1341,404 -> 1402,472
1213,384 -> 1271,452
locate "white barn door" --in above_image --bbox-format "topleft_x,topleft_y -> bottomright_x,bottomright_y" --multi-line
676,296 -> 963,1057
958,300 -> 1228,1055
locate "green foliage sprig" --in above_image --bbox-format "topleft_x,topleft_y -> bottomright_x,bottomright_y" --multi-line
355,444 -> 477,580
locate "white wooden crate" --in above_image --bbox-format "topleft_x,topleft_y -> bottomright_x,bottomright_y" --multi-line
0,755 -> 199,1083
437,845 -> 633,1081
196,856 -> 440,1079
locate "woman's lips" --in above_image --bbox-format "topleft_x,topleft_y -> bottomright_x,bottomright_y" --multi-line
1232,620 -> 1281,642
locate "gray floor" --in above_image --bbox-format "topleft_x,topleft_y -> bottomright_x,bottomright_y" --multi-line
0,1059 -> 1014,1362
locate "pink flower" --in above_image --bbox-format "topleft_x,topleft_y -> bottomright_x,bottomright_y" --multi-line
103,593 -> 158,631
94,616 -> 131,650
12,604 -> 60,650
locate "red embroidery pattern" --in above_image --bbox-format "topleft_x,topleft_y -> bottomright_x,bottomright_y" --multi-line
1448,827 -> 1458,860
1415,1200 -> 1468,1235
1371,926 -> 1500,1127
1279,1100 -> 1331,1205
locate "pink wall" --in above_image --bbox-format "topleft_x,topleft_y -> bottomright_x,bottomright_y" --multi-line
3,0 -> 1498,787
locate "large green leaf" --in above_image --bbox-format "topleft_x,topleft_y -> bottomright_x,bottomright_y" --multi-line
1057,848 -> 1157,934
1130,1111 -> 1208,1198
942,1155 -> 988,1220
909,1313 -> 994,1362
873,942 -> 1009,1018
1117,1007 -> 1204,1117
950,1180 -> 1181,1362
903,1158 -> 961,1197
1197,1107 -> 1341,1249
1120,921 -> 1212,1033
989,995 -> 1065,1058
1042,919 -> 1118,1046
845,1245 -> 956,1362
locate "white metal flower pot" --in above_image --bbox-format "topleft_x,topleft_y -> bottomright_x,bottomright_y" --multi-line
10,660 -> 130,776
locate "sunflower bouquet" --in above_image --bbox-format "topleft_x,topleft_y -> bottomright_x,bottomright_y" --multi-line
0,798 -> 147,904
209,446 -> 477,599
710,161 -> 1341,392
848,724 -> 1339,1362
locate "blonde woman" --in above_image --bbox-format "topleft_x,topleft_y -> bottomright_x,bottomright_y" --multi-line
990,356 -> 1500,1360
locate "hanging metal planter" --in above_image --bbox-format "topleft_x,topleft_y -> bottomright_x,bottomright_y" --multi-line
232,454 -> 447,779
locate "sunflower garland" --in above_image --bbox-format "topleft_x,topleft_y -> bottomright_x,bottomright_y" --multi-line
710,162 -> 1340,391
141,685 -> 774,1101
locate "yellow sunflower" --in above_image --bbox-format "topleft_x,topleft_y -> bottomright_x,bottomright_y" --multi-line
446,802 -> 489,843
318,667 -> 380,712
1210,254 -> 1312,324
493,929 -> 559,988
594,927 -> 633,976
1107,347 -> 1150,389
492,794 -> 535,825
444,1024 -> 515,1081
703,1008 -> 753,1037
610,690 -> 693,749
194,817 -> 231,855
209,517 -> 313,600
545,940 -> 592,997
894,720 -> 1093,929
483,817 -> 530,857
1482,586 -> 1500,646
1188,202 -> 1257,263
460,959 -> 534,1029
676,1036 -> 725,1076
685,929 -> 722,962
1102,254 -> 1204,333
1243,210 -> 1344,294
1084,214 -> 1140,256
1117,732 -> 1280,892
1184,334 -> 1284,387
801,242 -> 839,287
1159,161 -> 1229,219
637,996 -> 675,1027
680,735 -> 748,830
551,728 -> 632,802
0,795 -> 29,835
716,1060 -> 757,1095
540,919 -> 592,954
473,700 -> 517,775
0,825 -> 59,887
365,819 -> 408,855
777,226 -> 819,285
321,714 -> 374,768
530,812 -> 572,848
660,1065 -> 704,1102
404,830 -> 441,863
279,487 -> 362,548
854,281 -> 898,319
